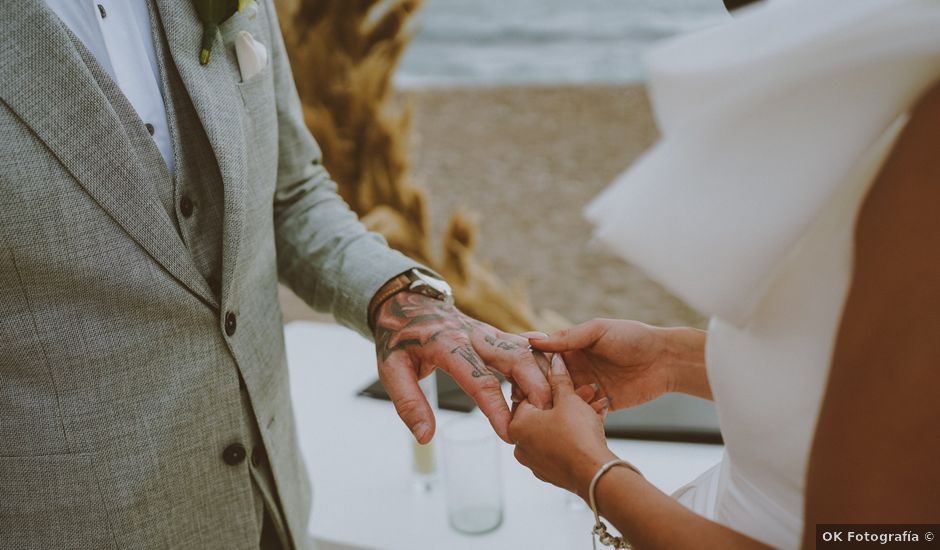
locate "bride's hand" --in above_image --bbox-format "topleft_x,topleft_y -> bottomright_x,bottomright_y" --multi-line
527,319 -> 709,410
509,354 -> 617,499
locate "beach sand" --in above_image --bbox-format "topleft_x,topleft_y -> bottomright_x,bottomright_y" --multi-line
279,85 -> 705,329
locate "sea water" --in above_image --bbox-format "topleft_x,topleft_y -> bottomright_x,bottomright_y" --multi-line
396,0 -> 731,87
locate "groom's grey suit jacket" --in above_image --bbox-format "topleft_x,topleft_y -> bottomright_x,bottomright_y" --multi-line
0,0 -> 420,548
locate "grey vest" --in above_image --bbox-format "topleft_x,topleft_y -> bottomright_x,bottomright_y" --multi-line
149,17 -> 226,298
64,14 -> 290,548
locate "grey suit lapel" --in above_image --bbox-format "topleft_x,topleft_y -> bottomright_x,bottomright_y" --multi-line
152,0 -> 248,305
0,0 -> 218,308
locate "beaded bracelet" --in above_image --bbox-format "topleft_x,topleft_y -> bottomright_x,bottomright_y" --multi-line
588,459 -> 643,549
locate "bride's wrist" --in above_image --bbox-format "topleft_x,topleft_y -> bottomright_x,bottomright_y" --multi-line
659,327 -> 710,399
575,449 -> 619,501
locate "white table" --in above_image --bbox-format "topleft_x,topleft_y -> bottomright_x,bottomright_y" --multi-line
285,322 -> 723,550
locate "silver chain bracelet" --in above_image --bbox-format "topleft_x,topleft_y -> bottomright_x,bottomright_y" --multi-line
588,459 -> 643,550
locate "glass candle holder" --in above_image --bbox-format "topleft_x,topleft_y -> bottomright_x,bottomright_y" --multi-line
441,414 -> 504,534
411,372 -> 438,492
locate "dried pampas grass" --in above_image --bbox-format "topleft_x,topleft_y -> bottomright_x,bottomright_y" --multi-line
274,0 -> 565,333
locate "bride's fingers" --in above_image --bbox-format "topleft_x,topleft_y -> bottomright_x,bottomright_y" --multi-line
531,349 -> 552,378
471,331 -> 552,410
591,396 -> 610,416
528,320 -> 604,353
560,350 -> 604,390
575,384 -> 598,403
510,381 -> 525,404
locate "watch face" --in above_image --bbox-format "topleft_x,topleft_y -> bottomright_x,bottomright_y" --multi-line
411,270 -> 454,303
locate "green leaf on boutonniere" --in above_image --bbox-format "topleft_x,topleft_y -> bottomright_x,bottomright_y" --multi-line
192,0 -> 254,65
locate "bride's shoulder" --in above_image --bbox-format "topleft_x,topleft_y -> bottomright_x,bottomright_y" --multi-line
912,79 -> 940,117
854,77 -> 940,273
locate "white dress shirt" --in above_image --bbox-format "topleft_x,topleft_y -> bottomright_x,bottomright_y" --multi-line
46,0 -> 175,175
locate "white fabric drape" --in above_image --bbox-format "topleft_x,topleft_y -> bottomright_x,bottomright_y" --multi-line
587,0 -> 940,325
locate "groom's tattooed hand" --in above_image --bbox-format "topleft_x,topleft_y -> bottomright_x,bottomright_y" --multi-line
451,344 -> 497,378
484,334 -> 519,351
372,290 -> 553,443
374,292 -> 481,362
373,292 -> 519,376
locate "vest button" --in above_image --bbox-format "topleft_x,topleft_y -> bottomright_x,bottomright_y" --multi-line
222,443 -> 247,466
225,312 -> 237,336
145,122 -> 155,136
179,195 -> 194,218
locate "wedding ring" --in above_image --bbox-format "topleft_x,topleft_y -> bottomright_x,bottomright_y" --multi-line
530,349 -> 551,377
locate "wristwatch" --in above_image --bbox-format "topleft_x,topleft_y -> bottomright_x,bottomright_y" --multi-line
368,269 -> 454,330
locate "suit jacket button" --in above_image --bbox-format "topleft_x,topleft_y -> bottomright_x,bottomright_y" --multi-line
145,122 -> 155,135
225,312 -> 237,336
222,443 -> 247,466
179,195 -> 194,218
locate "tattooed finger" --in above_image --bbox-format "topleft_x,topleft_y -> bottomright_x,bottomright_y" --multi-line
484,333 -> 520,351
451,344 -> 497,378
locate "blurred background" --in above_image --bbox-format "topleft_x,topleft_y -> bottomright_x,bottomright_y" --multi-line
397,0 -> 727,87
277,0 -> 731,331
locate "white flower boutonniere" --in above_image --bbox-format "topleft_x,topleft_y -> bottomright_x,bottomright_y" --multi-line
192,0 -> 257,65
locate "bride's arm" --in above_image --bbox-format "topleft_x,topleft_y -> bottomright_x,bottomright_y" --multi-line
801,83 -> 940,544
510,355 -> 770,550
588,465 -> 770,549
528,320 -> 712,407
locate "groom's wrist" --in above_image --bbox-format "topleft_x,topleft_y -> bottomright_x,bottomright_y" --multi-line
368,271 -> 413,331
368,268 -> 454,333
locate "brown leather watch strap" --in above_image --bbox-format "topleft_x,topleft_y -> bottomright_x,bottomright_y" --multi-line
367,271 -> 413,331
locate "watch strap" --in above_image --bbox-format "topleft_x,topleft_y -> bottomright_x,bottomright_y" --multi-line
368,271 -> 414,331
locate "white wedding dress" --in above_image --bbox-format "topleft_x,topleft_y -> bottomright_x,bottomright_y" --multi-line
586,0 -> 940,547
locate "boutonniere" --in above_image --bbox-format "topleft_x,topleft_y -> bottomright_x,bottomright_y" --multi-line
192,0 -> 257,65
